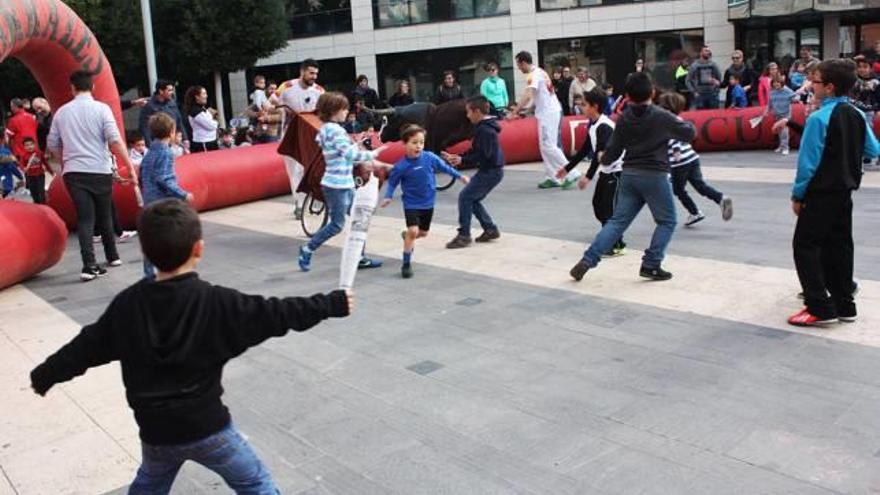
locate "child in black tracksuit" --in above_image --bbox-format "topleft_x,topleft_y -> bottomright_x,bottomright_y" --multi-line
30,199 -> 352,493
788,59 -> 880,327
443,96 -> 505,249
558,88 -> 626,256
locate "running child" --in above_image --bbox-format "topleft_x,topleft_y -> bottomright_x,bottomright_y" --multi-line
380,125 -> 468,278
657,92 -> 733,226
569,72 -> 696,282
298,92 -> 386,272
556,88 -> 626,256
443,96 -> 505,249
30,198 -> 352,493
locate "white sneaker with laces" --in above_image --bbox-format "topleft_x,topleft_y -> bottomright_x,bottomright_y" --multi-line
118,231 -> 138,243
782,149 -> 790,156
685,212 -> 706,226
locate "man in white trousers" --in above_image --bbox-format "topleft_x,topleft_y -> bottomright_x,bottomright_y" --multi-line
509,51 -> 581,189
276,58 -> 324,219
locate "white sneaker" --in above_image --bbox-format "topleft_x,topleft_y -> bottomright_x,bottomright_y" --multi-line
774,147 -> 783,153
118,231 -> 138,243
685,212 -> 706,226
108,258 -> 123,267
720,197 -> 733,221
781,149 -> 790,156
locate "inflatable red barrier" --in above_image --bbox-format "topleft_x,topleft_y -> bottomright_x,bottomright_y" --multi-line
0,202 -> 67,290
48,143 -> 290,230
0,0 -> 131,286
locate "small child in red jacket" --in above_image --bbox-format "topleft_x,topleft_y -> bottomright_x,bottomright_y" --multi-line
19,137 -> 53,204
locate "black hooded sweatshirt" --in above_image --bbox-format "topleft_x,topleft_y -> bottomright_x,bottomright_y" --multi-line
30,273 -> 349,445
461,118 -> 504,171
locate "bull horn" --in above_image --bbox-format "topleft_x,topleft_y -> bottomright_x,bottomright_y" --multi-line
363,107 -> 396,116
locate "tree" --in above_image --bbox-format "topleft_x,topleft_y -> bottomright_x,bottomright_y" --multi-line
151,0 -> 289,82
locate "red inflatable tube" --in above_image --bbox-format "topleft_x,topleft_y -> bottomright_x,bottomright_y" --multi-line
48,143 -> 290,230
0,0 -> 128,286
0,202 -> 67,290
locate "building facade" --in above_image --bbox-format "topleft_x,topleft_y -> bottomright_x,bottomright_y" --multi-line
229,0 -> 880,116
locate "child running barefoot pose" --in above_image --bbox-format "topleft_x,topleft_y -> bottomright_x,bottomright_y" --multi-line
556,88 -> 626,256
298,92 -> 387,272
380,125 -> 468,278
657,92 -> 733,226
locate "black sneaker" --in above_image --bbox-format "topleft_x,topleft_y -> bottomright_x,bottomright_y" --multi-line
570,260 -> 590,281
475,229 -> 500,243
639,266 -> 673,281
445,235 -> 472,249
81,265 -> 107,282
401,263 -> 413,279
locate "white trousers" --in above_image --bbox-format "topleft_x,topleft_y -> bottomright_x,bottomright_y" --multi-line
538,113 -> 580,183
282,155 -> 305,208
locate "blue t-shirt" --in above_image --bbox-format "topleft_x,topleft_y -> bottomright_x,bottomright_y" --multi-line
384,151 -> 461,210
730,84 -> 748,108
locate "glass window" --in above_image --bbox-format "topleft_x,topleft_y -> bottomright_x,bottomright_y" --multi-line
860,23 -> 880,51
373,0 -> 509,28
772,29 -> 797,71
800,27 -> 821,58
539,29 -> 704,93
377,43 -> 513,104
538,0 -> 630,9
840,25 -> 857,58
289,0 -> 352,39
743,29 -> 771,73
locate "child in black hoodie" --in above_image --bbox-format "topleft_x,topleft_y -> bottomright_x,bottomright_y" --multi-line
30,199 -> 351,494
442,96 -> 505,248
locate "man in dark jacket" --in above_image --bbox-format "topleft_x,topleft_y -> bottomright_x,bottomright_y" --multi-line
788,59 -> 879,326
30,199 -> 352,493
352,74 -> 381,109
722,50 -> 757,107
139,79 -> 187,143
570,72 -> 696,282
442,96 -> 504,248
434,71 -> 465,105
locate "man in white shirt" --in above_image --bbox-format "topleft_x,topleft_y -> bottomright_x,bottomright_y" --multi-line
276,58 -> 324,219
569,66 -> 597,111
47,70 -> 137,282
509,51 -> 581,189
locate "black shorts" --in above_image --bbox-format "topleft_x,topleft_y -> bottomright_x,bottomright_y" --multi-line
404,208 -> 434,231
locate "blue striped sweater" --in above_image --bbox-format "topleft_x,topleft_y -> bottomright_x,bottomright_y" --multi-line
317,122 -> 378,189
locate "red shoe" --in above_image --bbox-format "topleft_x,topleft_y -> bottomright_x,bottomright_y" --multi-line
787,308 -> 837,327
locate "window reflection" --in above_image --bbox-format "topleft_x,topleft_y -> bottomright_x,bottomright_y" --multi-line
289,0 -> 352,38
373,0 -> 510,28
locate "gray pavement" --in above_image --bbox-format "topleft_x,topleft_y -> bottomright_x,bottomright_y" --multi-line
17,151 -> 880,494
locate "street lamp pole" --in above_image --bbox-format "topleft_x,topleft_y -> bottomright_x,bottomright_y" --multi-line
140,0 -> 158,93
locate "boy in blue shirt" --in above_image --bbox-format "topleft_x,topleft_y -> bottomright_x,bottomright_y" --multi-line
139,112 -> 194,279
789,59 -> 880,326
380,125 -> 468,278
728,73 -> 748,108
0,134 -> 24,198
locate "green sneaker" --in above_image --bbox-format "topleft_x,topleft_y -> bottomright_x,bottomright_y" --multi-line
538,178 -> 560,189
561,178 -> 576,190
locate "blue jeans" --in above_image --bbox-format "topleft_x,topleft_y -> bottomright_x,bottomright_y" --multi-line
670,160 -> 722,215
458,168 -> 503,237
129,423 -> 278,494
307,186 -> 354,251
694,93 -> 719,110
582,171 -> 677,269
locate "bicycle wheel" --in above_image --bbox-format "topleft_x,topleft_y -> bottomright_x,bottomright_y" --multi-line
300,193 -> 328,237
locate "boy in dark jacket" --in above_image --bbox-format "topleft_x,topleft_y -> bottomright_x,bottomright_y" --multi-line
442,96 -> 505,249
570,72 -> 696,282
788,59 -> 879,326
30,199 -> 352,493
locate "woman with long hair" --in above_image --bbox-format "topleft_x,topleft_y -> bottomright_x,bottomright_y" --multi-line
388,79 -> 414,107
183,86 -> 219,153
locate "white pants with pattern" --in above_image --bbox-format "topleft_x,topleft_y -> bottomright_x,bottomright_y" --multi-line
538,112 -> 580,183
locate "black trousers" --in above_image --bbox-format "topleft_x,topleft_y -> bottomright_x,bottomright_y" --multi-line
671,160 -> 723,215
64,172 -> 118,268
190,140 -> 219,153
792,191 -> 855,318
593,171 -> 625,248
26,174 -> 46,204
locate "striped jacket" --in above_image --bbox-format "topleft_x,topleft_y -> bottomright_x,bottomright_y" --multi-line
668,140 -> 699,168
317,122 -> 377,189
